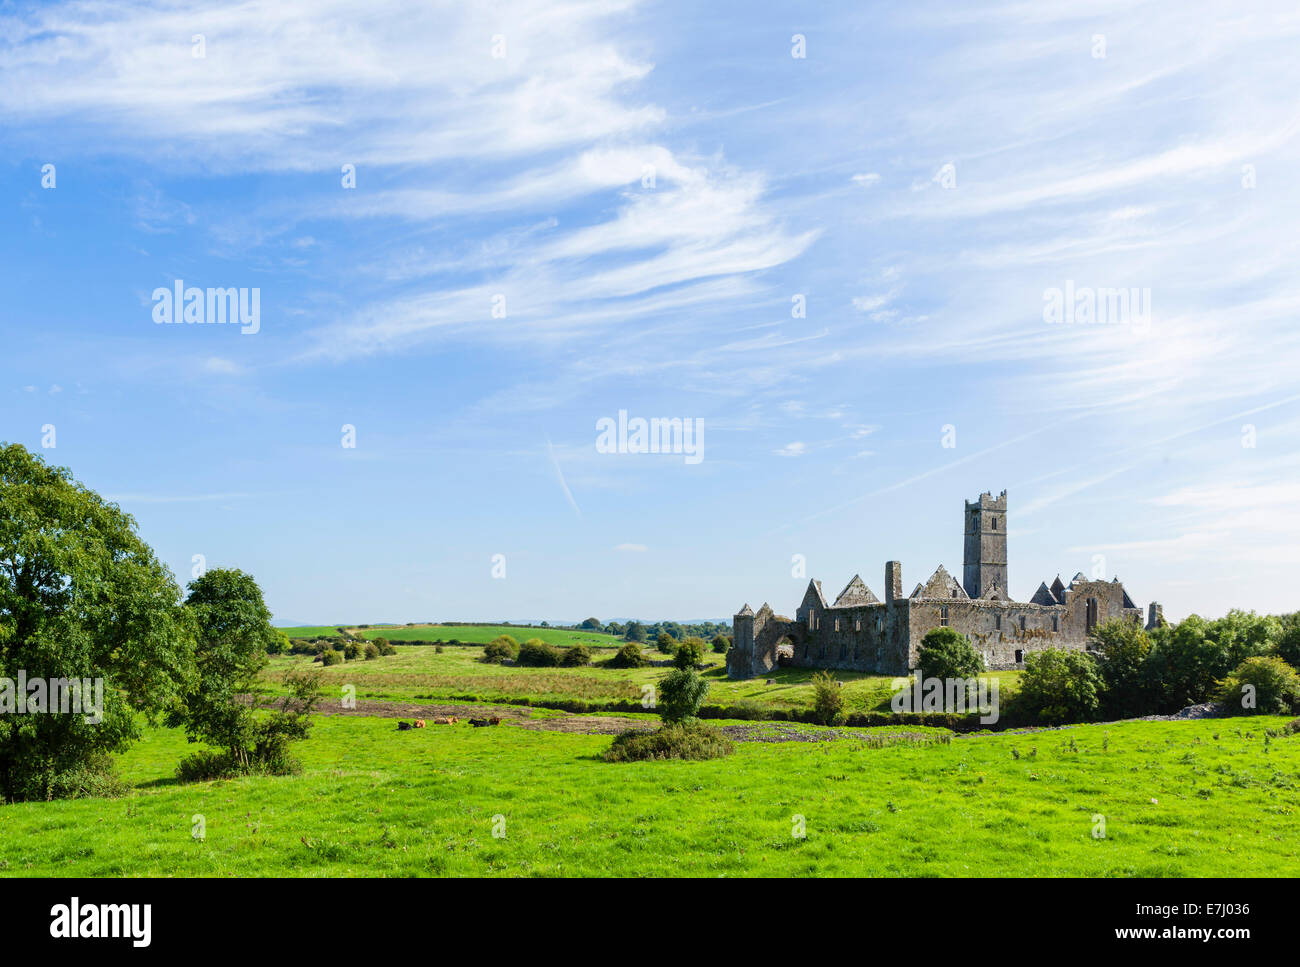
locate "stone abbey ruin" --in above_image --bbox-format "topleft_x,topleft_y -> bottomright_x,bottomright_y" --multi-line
728,490 -> 1163,679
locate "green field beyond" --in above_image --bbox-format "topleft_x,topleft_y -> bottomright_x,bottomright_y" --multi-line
258,646 -> 1020,715
0,715 -> 1296,877
279,623 -> 621,648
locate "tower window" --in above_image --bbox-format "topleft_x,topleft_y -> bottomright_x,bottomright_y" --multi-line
995,615 -> 1002,631
991,517 -> 998,530
940,605 -> 949,626
1019,616 -> 1026,631
1052,616 -> 1059,632
1014,649 -> 1024,663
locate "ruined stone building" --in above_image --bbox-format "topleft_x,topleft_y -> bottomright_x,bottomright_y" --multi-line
728,490 -> 1162,679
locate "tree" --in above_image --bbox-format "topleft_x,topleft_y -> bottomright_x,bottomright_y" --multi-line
917,627 -> 984,682
1091,618 -> 1152,719
711,633 -> 730,654
0,444 -> 195,802
610,643 -> 647,668
1015,649 -> 1101,725
624,621 -> 647,643
168,568 -> 299,776
658,668 -> 709,723
1274,612 -> 1300,670
656,631 -> 677,654
578,617 -> 602,631
673,636 -> 706,669
1216,656 -> 1300,715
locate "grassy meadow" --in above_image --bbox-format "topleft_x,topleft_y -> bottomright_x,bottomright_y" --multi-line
260,642 -> 1019,714
1,714 -> 1297,876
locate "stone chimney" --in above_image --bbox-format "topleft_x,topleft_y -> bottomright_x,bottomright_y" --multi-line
885,561 -> 903,605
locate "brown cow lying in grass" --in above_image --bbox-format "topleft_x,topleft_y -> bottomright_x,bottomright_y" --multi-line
413,719 -> 426,728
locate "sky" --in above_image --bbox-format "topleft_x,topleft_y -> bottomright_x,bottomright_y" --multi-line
2,0 -> 1299,626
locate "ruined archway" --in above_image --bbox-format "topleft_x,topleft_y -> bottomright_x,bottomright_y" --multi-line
775,637 -> 796,667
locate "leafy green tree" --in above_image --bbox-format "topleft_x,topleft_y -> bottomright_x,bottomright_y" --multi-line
1015,649 -> 1102,724
624,621 -> 647,643
1091,619 -> 1153,718
1216,656 -> 1300,715
656,631 -> 677,654
167,568 -> 288,774
711,634 -> 730,654
673,636 -> 706,669
917,627 -> 984,682
1273,612 -> 1300,670
658,668 -> 709,723
0,444 -> 195,802
578,617 -> 602,631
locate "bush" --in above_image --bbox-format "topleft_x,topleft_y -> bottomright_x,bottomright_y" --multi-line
1015,649 -> 1101,724
610,643 -> 648,668
603,721 -> 733,762
561,645 -> 591,667
917,627 -> 985,682
319,649 -> 343,666
673,637 -> 706,669
343,640 -> 363,660
482,636 -> 519,663
435,644 -> 444,653
268,629 -> 289,655
1216,655 -> 1300,715
516,639 -> 562,667
656,632 -> 677,655
364,642 -> 380,660
373,637 -> 396,656
658,667 -> 709,722
811,669 -> 844,725
711,634 -> 730,654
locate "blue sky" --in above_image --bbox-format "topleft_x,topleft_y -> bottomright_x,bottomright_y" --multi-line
3,0 -> 1299,625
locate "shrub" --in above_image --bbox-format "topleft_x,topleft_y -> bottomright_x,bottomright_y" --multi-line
603,721 -> 733,762
268,629 -> 289,655
364,642 -> 380,660
811,669 -> 844,725
435,644 -> 444,653
624,622 -> 647,643
561,645 -> 591,667
673,637 -> 706,669
482,636 -> 519,663
343,640 -> 363,660
373,637 -> 395,656
917,627 -> 985,682
656,632 -> 677,655
711,634 -> 730,654
1216,655 -> 1300,715
658,667 -> 709,722
610,643 -> 648,668
319,649 -> 343,666
1015,649 -> 1101,724
516,639 -> 562,667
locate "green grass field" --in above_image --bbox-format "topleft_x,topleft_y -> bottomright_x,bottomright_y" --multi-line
259,645 -> 1020,714
278,623 -> 623,649
356,624 -> 622,648
1,714 -> 1296,876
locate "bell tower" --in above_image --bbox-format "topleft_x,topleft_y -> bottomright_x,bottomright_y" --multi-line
963,490 -> 1007,599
